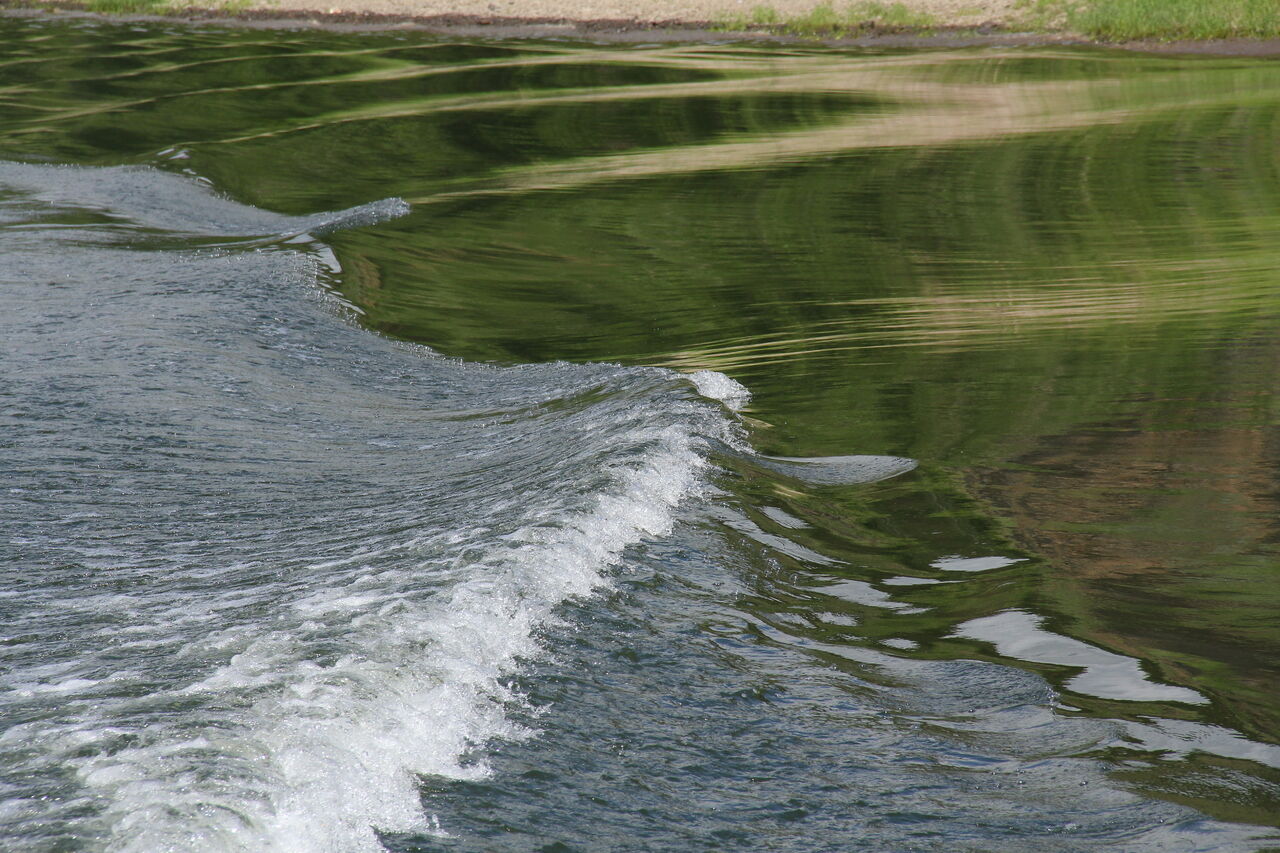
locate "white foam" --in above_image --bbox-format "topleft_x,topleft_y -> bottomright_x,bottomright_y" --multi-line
67,425 -> 710,853
688,370 -> 751,411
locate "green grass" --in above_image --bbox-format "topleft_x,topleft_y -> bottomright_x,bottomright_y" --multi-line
1071,0 -> 1280,40
1021,0 -> 1280,40
726,0 -> 1280,41
846,0 -> 938,27
1013,0 -> 1075,30
71,0 -> 253,12
81,0 -> 167,10
721,2 -> 938,36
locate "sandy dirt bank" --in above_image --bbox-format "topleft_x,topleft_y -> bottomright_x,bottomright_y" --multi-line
258,0 -> 1019,27
7,0 -> 1280,55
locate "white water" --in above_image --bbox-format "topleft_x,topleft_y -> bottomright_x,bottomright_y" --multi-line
76,425 -> 715,852
0,161 -> 748,852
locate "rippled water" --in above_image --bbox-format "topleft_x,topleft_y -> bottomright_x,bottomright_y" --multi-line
2,15 -> 1279,852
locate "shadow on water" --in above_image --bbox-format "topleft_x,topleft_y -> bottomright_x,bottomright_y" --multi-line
2,14 -> 1280,849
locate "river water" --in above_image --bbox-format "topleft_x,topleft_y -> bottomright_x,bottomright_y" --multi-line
1,15 -> 1278,852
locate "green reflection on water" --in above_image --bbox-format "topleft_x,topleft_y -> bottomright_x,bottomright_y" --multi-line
4,17 -> 1278,827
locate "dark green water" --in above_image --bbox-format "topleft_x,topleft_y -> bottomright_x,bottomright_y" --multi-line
3,14 -> 1279,850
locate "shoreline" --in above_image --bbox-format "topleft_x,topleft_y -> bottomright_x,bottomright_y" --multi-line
7,3 -> 1280,55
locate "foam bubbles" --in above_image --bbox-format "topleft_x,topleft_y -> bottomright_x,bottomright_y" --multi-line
42,422 -> 713,853
688,370 -> 751,411
0,160 -> 730,853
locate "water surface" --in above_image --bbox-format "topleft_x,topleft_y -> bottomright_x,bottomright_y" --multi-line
1,16 -> 1279,851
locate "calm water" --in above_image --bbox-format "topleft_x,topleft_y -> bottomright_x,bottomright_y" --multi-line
2,15 -> 1279,851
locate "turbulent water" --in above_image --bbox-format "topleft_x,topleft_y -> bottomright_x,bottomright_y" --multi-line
1,15 -> 1279,853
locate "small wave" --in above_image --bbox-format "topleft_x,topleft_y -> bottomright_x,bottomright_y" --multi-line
0,161 -> 738,852
688,369 -> 751,411
0,160 -> 409,242
757,454 -> 918,485
75,425 -> 712,853
0,159 -> 920,853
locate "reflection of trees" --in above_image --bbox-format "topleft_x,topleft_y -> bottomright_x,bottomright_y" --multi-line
968,343 -> 1280,747
315,55 -> 1280,777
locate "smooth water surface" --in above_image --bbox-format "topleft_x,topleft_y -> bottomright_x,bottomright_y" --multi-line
1,16 -> 1279,851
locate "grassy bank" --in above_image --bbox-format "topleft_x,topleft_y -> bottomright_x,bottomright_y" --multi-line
59,0 -> 247,12
1069,0 -> 1280,40
719,1 -> 939,36
19,0 -> 1280,42
722,0 -> 1280,40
